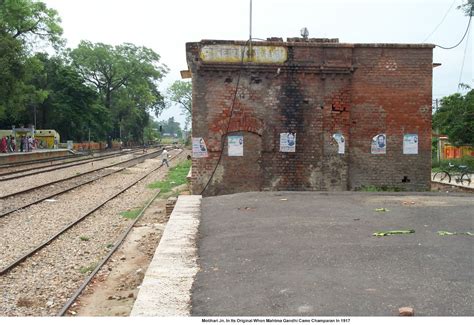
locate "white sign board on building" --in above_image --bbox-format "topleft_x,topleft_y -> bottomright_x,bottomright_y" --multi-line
192,137 -> 208,158
280,133 -> 296,152
403,134 -> 418,154
228,135 -> 243,156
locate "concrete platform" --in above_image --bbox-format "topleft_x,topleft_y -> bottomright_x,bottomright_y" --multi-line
132,191 -> 473,317
131,195 -> 201,316
192,192 -> 473,316
0,149 -> 74,165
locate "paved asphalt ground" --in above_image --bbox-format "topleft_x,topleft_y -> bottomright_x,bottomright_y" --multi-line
191,192 -> 473,316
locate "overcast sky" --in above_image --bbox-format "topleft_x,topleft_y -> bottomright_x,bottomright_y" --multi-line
43,0 -> 472,127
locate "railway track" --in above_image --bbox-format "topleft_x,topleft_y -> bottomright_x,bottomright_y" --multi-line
0,150 -> 184,316
0,148 -> 164,218
0,148 -> 145,179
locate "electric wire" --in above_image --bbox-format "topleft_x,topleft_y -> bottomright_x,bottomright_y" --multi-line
457,20 -> 471,89
435,10 -> 472,49
199,39 -> 251,195
423,0 -> 457,42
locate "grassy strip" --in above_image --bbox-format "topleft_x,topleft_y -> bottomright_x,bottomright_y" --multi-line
358,185 -> 402,192
148,159 -> 191,197
120,208 -> 142,220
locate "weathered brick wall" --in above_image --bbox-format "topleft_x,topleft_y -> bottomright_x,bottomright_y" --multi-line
349,47 -> 433,190
187,40 -> 433,196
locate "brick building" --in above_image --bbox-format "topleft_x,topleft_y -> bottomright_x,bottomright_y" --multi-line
185,38 -> 434,196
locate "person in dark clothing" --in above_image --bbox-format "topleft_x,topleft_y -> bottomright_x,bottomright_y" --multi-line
20,136 -> 24,152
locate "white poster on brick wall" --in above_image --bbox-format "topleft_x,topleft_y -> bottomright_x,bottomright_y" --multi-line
280,133 -> 296,152
403,134 -> 418,154
332,133 -> 345,154
192,137 -> 208,158
228,135 -> 243,156
371,134 -> 386,154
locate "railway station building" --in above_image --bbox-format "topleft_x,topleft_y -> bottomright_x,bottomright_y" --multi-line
185,38 -> 434,196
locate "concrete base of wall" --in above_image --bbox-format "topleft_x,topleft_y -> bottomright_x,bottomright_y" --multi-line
0,149 -> 74,165
130,195 -> 201,316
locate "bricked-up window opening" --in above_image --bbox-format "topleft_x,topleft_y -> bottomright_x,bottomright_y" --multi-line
402,176 -> 411,183
198,39 -> 252,195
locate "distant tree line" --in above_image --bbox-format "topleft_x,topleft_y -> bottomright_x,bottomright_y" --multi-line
433,86 -> 473,146
0,0 -> 169,143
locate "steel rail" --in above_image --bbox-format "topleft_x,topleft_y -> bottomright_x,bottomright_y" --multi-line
0,149 -> 163,218
0,148 -> 144,180
0,150 -> 182,276
57,188 -> 163,316
0,149 -> 162,200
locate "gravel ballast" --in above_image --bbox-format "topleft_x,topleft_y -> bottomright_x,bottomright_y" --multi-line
0,149 -> 187,316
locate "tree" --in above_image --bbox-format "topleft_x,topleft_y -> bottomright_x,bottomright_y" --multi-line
167,80 -> 192,130
433,88 -> 474,146
30,54 -> 110,141
0,0 -> 63,46
158,117 -> 182,138
69,41 -> 168,140
458,0 -> 473,16
0,0 -> 63,127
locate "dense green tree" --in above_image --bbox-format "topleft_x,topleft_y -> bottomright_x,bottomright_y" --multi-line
0,0 -> 62,127
433,89 -> 474,146
0,0 -> 62,46
69,41 -> 168,141
158,117 -> 182,138
31,55 -> 110,141
167,80 -> 191,130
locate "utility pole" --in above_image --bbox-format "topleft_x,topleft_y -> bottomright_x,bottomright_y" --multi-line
33,105 -> 37,137
249,0 -> 253,59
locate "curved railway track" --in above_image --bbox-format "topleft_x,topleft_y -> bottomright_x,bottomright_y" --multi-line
0,150 -> 182,276
0,150 -> 184,317
57,187 -> 162,316
0,148 -> 164,218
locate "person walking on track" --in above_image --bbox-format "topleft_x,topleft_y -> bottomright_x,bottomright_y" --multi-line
161,149 -> 170,167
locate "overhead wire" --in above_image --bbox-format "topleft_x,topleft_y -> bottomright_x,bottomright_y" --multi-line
423,0 -> 458,43
199,39 -> 251,195
435,9 -> 472,49
457,17 -> 471,90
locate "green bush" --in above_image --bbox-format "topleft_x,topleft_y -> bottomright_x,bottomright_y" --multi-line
433,156 -> 474,171
358,185 -> 402,192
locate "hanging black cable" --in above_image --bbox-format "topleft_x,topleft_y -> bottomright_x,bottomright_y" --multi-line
200,39 -> 251,195
435,10 -> 472,49
457,21 -> 471,89
423,0 -> 457,43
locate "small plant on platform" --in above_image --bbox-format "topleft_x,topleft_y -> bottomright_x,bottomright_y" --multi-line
79,236 -> 90,241
358,185 -> 402,192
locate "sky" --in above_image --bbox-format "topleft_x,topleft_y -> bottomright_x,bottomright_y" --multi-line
43,0 -> 473,127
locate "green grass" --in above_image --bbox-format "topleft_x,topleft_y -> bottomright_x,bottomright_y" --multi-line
79,236 -> 90,241
79,263 -> 97,274
148,160 -> 191,197
432,156 -> 474,171
358,185 -> 402,192
159,137 -> 183,145
120,208 -> 142,220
